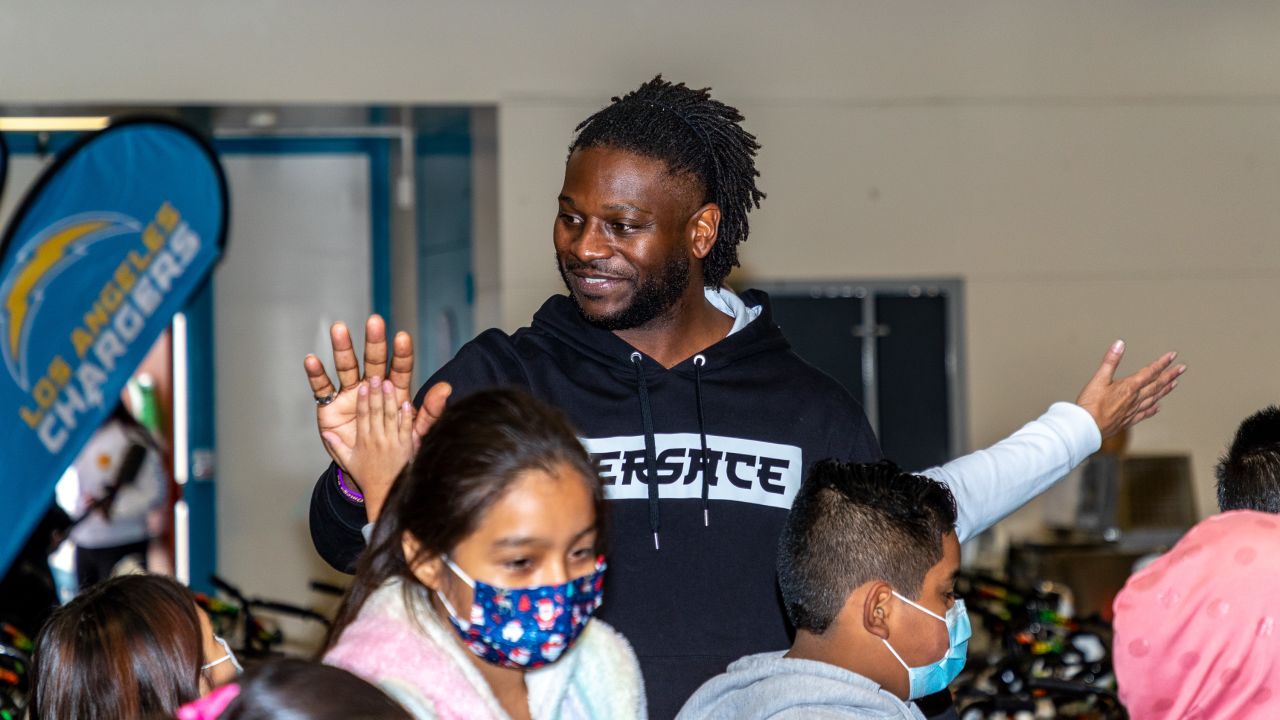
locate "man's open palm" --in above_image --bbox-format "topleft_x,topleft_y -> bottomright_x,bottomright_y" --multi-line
303,315 -> 419,470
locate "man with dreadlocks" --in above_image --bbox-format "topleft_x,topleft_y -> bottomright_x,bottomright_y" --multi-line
305,76 -> 1183,718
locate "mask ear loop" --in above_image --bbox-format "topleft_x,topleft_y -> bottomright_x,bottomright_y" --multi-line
891,591 -> 947,623
442,556 -> 477,589
880,635 -> 911,671
200,636 -> 244,680
435,555 -> 477,628
881,591 -> 948,673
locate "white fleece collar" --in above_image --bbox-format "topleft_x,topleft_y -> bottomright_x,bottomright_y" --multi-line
705,287 -> 762,337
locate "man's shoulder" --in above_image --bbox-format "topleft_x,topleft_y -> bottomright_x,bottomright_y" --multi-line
750,343 -> 863,408
418,319 -> 563,401
446,322 -> 557,368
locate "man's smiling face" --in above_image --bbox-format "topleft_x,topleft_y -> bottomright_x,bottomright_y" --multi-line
554,145 -> 702,331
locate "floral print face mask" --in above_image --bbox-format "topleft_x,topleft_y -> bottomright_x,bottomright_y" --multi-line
435,555 -> 607,669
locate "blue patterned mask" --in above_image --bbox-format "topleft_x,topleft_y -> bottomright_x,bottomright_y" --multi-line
435,556 -> 606,669
881,593 -> 971,699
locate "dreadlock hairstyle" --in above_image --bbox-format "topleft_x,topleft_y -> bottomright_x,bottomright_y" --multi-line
570,75 -> 765,287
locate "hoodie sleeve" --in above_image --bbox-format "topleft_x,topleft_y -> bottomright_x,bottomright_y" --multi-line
308,330 -> 530,572
918,402 -> 1101,543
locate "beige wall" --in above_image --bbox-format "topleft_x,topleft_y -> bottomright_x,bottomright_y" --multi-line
742,101 -> 1280,520
8,1 -> 1280,522
5,2 -> 1280,102
499,96 -> 1280,519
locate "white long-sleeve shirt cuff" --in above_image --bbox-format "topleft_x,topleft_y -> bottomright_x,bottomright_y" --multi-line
919,402 -> 1101,543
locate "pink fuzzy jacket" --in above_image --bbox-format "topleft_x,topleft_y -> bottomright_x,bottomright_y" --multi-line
324,578 -> 646,720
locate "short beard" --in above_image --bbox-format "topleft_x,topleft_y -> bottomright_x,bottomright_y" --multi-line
559,254 -> 692,331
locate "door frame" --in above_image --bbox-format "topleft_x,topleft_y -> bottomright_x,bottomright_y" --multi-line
747,278 -> 967,460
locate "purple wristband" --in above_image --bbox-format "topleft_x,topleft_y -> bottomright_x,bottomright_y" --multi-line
336,468 -> 364,504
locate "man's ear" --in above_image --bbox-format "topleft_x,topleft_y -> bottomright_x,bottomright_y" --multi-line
402,531 -> 445,591
862,581 -> 895,640
688,203 -> 721,260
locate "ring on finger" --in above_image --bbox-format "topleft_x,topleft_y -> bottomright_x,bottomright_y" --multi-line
315,392 -> 338,406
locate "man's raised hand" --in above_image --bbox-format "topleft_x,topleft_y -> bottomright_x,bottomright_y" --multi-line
303,315 -> 415,470
1075,340 -> 1187,439
321,378 -> 415,522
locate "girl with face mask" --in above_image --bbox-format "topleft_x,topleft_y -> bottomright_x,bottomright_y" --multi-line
29,573 -> 241,720
322,385 -> 645,720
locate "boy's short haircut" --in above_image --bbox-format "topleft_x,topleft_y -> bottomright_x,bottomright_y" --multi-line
777,460 -> 957,634
1217,406 -> 1280,513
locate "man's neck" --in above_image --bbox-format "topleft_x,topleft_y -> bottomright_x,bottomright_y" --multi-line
614,288 -> 734,369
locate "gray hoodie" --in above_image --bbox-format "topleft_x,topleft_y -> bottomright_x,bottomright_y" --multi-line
675,651 -> 926,720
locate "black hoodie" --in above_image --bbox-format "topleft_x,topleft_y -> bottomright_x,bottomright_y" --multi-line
309,289 -> 882,719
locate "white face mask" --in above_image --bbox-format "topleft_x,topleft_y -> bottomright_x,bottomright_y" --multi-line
201,635 -> 243,675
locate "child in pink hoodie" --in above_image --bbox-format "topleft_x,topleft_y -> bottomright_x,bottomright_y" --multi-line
321,384 -> 645,720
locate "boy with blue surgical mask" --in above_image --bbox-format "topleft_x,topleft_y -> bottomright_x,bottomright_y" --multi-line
677,460 -> 967,720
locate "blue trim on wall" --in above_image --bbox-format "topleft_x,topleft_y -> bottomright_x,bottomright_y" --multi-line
415,115 -> 475,376
213,137 -> 382,156
417,134 -> 472,156
368,145 -> 392,328
184,280 -> 218,595
3,131 -> 87,156
366,109 -> 393,330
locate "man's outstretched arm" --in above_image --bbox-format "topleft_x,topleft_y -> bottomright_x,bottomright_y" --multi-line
922,341 -> 1185,542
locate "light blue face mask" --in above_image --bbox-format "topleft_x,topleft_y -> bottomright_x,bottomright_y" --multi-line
881,592 -> 971,699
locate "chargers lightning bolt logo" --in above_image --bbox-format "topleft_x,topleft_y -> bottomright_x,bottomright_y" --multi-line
0,213 -> 139,390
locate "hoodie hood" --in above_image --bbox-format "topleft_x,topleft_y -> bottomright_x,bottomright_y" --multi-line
529,288 -> 788,376
676,652 -> 924,720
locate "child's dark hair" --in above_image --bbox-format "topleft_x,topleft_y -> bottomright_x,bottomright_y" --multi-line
212,659 -> 411,719
570,75 -> 765,287
324,387 -> 605,650
777,460 -> 957,634
30,574 -> 204,719
1217,406 -> 1280,513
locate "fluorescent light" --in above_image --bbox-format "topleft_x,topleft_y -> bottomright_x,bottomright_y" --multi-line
0,116 -> 109,132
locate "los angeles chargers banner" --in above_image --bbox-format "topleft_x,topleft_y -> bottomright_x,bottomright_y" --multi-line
0,118 -> 227,575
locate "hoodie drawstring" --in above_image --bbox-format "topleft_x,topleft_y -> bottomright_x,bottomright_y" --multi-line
692,354 -> 711,527
631,352 -> 662,550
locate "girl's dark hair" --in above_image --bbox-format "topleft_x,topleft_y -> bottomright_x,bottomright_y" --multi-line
215,659 -> 411,720
325,387 -> 605,651
570,75 -> 765,287
110,400 -> 162,452
30,573 -> 204,719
